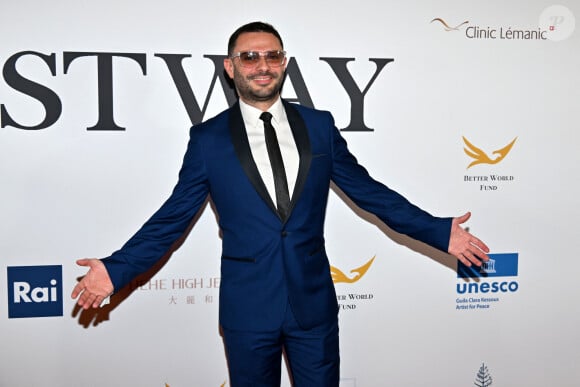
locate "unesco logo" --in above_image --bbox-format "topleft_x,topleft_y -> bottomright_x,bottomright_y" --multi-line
457,253 -> 519,294
7,265 -> 63,318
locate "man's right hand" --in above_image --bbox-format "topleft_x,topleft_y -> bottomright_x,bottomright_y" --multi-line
71,258 -> 114,309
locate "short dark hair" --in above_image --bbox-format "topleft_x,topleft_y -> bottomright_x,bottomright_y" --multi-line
227,21 -> 284,56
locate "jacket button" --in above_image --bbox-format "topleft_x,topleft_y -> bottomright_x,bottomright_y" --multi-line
281,231 -> 288,237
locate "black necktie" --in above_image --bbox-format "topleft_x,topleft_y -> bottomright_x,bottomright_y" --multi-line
260,112 -> 291,219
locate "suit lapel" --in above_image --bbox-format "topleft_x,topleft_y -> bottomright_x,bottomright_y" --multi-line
229,103 -> 279,216
228,100 -> 312,223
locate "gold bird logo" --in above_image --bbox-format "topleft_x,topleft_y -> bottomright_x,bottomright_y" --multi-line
331,256 -> 376,284
462,136 -> 517,169
430,18 -> 469,31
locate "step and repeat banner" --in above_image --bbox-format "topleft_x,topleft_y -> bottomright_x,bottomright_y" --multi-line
1,1 -> 578,386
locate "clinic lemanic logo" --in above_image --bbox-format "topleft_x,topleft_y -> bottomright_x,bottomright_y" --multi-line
430,18 -> 469,32
431,17 -> 548,40
431,6 -> 576,42
456,253 -> 519,311
7,265 -> 63,318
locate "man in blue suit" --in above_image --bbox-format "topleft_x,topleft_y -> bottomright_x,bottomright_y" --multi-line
72,21 -> 489,386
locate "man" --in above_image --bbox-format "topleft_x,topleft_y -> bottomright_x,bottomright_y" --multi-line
72,21 -> 489,386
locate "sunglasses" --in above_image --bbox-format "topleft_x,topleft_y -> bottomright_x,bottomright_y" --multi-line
230,50 -> 287,68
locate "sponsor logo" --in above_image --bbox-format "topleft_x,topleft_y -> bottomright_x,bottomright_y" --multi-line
130,276 -> 220,306
457,253 -> 518,279
432,7 -> 576,42
462,136 -> 517,169
7,265 -> 63,318
474,363 -> 493,386
332,256 -> 377,311
464,25 -> 547,40
462,136 -> 517,191
456,254 -> 519,310
331,256 -> 375,283
430,18 -> 469,32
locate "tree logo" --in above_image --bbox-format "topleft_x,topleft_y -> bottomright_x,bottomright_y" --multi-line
474,363 -> 493,387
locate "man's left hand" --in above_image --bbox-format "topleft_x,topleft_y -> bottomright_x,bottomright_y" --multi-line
448,212 -> 490,267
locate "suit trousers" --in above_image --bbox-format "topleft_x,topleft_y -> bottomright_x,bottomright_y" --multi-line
222,301 -> 340,386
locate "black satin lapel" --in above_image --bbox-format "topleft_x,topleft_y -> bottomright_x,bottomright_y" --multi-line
228,103 -> 278,215
283,101 -> 312,214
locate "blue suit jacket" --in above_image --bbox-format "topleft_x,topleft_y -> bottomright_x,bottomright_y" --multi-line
102,101 -> 451,331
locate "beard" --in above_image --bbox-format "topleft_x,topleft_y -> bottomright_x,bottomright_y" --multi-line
232,67 -> 285,105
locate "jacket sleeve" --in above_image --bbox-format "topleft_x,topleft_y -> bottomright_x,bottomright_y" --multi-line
327,113 -> 452,252
102,126 -> 210,292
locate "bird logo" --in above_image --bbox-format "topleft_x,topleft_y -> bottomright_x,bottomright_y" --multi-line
462,136 -> 517,169
430,18 -> 469,31
331,256 -> 376,284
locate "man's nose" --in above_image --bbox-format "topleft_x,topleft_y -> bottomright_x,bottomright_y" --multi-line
255,55 -> 271,70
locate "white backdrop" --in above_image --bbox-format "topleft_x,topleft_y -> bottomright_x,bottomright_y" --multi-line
1,1 -> 579,386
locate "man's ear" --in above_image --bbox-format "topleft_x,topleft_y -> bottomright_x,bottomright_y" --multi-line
224,58 -> 234,79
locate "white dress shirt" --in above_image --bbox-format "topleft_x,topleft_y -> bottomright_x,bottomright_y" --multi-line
239,98 -> 299,203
